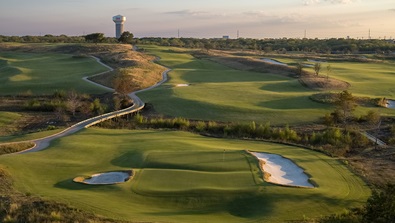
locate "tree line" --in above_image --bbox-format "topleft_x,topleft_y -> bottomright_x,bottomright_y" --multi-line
1,33 -> 395,54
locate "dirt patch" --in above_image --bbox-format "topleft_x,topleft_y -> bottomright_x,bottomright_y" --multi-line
348,150 -> 395,187
299,76 -> 350,91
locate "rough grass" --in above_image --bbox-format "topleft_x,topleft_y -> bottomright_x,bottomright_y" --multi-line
0,128 -> 370,223
0,142 -> 35,155
0,51 -> 111,95
138,45 -> 331,125
299,76 -> 350,90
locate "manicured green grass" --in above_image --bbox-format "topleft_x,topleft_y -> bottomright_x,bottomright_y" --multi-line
269,56 -> 395,117
269,56 -> 395,98
0,111 -> 21,127
0,128 -> 370,223
139,45 -> 331,125
0,52 -> 110,95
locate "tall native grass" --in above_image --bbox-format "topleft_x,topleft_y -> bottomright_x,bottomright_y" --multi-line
97,113 -> 373,157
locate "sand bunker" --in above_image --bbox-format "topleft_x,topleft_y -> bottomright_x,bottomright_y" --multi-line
250,152 -> 314,188
176,84 -> 190,87
74,171 -> 132,185
261,58 -> 287,66
386,100 -> 395,109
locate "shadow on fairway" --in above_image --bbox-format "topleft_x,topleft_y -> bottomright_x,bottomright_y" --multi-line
260,80 -> 311,93
111,151 -> 146,168
258,96 -> 329,110
143,192 -> 276,219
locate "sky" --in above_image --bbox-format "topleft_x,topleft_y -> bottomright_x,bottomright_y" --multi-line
0,0 -> 394,39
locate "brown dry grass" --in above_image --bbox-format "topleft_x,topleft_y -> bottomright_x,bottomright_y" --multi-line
77,44 -> 167,91
299,76 -> 350,91
348,148 -> 395,187
194,50 -> 299,77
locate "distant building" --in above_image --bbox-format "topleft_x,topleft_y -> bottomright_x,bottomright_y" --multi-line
112,15 -> 126,39
222,35 -> 230,40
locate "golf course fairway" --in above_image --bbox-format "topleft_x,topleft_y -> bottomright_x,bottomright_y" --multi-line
0,52 -> 110,95
0,128 -> 370,222
137,45 -> 332,125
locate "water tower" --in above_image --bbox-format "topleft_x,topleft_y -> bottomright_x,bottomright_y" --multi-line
112,15 -> 126,39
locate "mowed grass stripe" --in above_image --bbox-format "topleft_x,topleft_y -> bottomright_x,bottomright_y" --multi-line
139,45 -> 331,125
0,52 -> 110,95
0,128 -> 370,222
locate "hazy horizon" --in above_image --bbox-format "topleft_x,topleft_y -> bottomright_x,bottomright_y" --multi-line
1,0 -> 394,39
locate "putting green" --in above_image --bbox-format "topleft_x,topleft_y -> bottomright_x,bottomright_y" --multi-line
0,128 -> 370,223
0,52 -> 110,95
138,45 -> 331,125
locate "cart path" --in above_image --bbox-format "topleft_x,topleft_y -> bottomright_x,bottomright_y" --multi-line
12,56 -> 170,154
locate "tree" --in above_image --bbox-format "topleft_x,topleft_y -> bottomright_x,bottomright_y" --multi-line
90,98 -> 106,115
335,90 -> 357,129
118,31 -> 134,44
84,33 -> 105,43
66,90 -> 81,117
295,62 -> 304,76
204,42 -> 213,52
363,184 -> 395,223
314,62 -> 322,76
326,64 -> 332,79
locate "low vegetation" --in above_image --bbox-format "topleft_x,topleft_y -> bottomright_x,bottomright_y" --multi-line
0,142 -> 34,155
98,112 -> 372,158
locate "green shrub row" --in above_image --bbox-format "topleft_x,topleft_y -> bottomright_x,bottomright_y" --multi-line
98,113 -> 372,157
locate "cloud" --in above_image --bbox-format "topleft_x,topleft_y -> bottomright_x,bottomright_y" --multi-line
164,10 -> 208,17
243,11 -> 306,24
389,9 -> 395,12
303,0 -> 357,5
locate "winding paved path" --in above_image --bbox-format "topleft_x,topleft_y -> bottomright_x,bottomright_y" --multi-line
11,56 -> 170,154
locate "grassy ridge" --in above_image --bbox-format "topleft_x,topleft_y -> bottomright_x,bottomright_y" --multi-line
138,45 -> 331,125
270,56 -> 395,98
0,52 -> 110,95
0,111 -> 21,127
270,56 -> 395,117
0,128 -> 370,222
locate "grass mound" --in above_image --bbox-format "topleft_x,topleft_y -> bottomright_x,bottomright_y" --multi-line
0,128 -> 370,222
299,76 -> 350,91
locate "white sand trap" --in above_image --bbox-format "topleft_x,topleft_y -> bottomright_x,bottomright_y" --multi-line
176,84 -> 190,87
74,171 -> 132,185
251,152 -> 314,188
261,58 -> 288,66
386,100 -> 395,109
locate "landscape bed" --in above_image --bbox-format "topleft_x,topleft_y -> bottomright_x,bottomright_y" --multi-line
0,128 -> 370,223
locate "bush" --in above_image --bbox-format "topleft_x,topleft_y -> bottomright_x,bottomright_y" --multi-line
0,142 -> 35,155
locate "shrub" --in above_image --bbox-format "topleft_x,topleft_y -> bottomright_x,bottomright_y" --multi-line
195,121 -> 206,132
